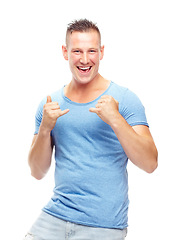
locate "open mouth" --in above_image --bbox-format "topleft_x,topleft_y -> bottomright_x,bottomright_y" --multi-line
77,66 -> 92,74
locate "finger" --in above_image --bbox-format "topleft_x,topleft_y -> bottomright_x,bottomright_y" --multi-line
89,107 -> 99,113
50,103 -> 60,110
59,109 -> 70,117
101,95 -> 110,99
95,103 -> 102,108
44,102 -> 60,112
98,99 -> 106,104
115,99 -> 119,105
47,95 -> 52,103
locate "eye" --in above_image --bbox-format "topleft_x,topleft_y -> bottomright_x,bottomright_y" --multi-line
89,49 -> 96,53
72,50 -> 81,55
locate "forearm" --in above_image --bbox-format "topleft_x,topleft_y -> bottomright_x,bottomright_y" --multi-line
111,114 -> 158,173
28,126 -> 53,180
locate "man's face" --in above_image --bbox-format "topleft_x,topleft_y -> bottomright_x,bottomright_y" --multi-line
62,30 -> 104,85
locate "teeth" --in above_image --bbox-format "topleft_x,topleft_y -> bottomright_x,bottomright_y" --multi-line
78,67 -> 90,70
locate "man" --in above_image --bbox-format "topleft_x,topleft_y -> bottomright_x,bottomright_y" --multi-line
25,19 -> 158,240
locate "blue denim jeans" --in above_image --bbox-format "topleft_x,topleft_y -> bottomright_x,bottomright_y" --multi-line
24,211 -> 127,240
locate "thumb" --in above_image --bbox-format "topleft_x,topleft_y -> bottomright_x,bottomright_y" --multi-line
46,95 -> 52,103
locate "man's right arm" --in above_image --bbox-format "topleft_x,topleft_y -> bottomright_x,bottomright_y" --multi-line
28,96 -> 69,180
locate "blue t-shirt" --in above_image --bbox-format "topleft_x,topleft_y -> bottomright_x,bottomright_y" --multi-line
34,81 -> 148,229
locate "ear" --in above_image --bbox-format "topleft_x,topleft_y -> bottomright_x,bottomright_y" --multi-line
100,45 -> 104,60
62,45 -> 68,60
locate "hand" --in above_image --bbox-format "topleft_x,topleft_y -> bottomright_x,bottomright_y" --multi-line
89,95 -> 119,126
41,96 -> 69,132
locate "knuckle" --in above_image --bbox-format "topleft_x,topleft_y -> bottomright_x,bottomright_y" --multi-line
43,104 -> 49,112
95,104 -> 99,108
50,111 -> 58,119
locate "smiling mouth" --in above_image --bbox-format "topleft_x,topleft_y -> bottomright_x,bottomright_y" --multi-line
77,66 -> 92,73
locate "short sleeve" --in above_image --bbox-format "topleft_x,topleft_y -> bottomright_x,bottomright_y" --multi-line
34,98 -> 46,135
121,89 -> 149,127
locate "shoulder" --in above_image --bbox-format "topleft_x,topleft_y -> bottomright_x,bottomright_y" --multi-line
110,81 -> 128,94
109,81 -> 140,103
35,89 -> 62,114
107,82 -> 127,101
50,89 -> 63,101
39,88 -> 62,105
110,82 -> 148,123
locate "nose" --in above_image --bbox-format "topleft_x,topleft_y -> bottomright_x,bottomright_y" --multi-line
80,52 -> 89,65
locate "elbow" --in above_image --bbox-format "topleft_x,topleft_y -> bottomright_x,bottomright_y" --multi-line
28,156 -> 45,180
30,170 -> 45,180
146,161 -> 158,174
146,153 -> 158,174
29,160 -> 45,180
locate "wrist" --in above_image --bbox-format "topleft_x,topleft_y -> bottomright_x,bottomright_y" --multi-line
39,124 -> 52,137
110,112 -> 125,130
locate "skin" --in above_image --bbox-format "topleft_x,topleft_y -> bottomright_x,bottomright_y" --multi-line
28,30 -> 158,180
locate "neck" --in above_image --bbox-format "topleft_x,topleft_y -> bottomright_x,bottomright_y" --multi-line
64,74 -> 110,103
69,73 -> 104,94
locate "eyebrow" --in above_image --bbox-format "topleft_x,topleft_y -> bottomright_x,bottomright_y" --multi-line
71,48 -> 99,51
89,48 -> 99,51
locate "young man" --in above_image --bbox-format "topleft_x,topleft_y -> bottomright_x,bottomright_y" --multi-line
25,19 -> 158,240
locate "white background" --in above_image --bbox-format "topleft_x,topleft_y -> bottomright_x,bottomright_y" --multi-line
0,0 -> 179,239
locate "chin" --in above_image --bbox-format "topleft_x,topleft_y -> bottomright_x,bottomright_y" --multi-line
73,76 -> 94,85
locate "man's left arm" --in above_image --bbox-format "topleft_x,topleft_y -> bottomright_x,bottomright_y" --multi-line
89,95 -> 158,173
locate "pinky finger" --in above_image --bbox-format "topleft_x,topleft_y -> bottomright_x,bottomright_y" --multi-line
89,107 -> 98,113
62,109 -> 70,115
58,109 -> 70,117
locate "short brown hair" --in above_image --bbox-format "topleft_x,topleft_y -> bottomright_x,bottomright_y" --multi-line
66,19 -> 101,46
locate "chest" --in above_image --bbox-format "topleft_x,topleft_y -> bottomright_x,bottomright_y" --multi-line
65,89 -> 107,104
52,102 -> 121,152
